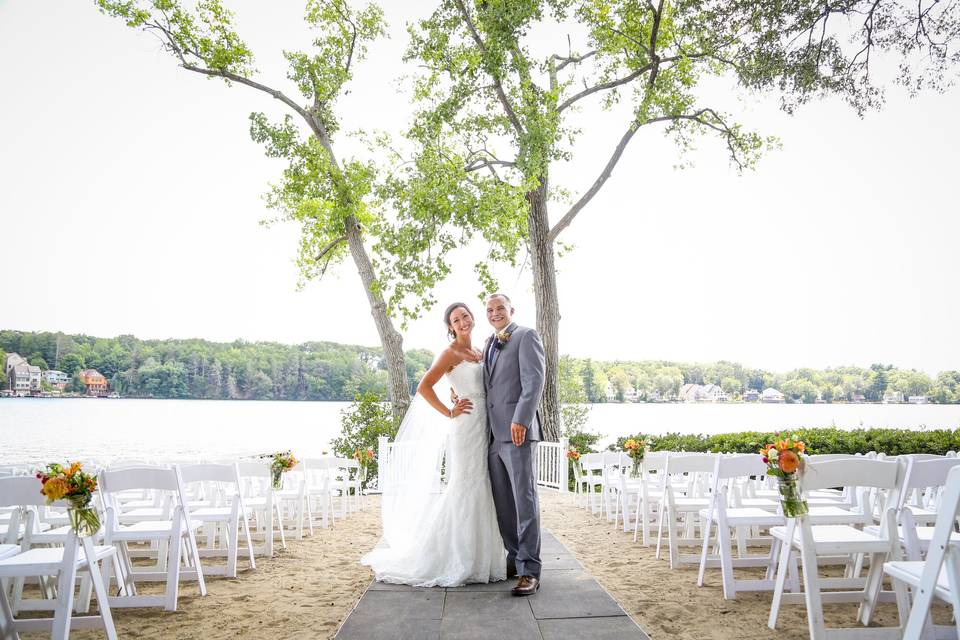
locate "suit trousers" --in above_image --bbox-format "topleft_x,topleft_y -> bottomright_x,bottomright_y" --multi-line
488,437 -> 541,579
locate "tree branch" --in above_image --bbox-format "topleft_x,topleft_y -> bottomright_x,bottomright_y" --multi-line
451,0 -> 525,135
557,64 -> 653,113
548,107 -> 748,242
316,234 -> 347,262
552,49 -> 597,72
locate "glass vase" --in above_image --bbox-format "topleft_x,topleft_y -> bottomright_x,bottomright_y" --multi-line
777,474 -> 808,518
630,458 -> 642,478
67,496 -> 100,537
271,467 -> 283,490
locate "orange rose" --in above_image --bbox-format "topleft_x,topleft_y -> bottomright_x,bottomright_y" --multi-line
779,450 -> 800,474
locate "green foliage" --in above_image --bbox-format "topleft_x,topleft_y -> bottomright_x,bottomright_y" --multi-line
632,428 -> 960,456
332,391 -> 399,486
0,329 -> 431,402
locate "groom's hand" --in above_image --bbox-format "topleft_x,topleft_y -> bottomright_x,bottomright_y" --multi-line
510,422 -> 527,446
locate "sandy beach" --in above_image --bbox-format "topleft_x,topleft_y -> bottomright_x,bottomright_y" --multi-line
53,490 -> 950,639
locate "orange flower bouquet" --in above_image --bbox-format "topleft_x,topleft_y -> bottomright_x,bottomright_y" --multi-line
624,438 -> 647,477
262,451 -> 298,490
37,462 -> 100,537
353,447 -> 376,487
566,447 -> 582,476
760,437 -> 808,517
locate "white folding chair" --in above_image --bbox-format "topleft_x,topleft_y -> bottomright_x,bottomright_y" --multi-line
884,464 -> 960,640
301,458 -> 335,530
697,454 -> 791,598
0,476 -> 118,640
656,453 -> 718,568
579,453 -> 605,514
99,465 -> 207,611
631,453 -> 669,545
767,457 -> 907,640
179,463 -> 256,578
237,462 -> 286,556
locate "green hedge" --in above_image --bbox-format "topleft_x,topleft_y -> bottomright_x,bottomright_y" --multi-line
606,428 -> 960,456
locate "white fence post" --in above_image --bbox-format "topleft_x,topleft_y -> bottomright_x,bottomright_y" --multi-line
559,437 -> 569,493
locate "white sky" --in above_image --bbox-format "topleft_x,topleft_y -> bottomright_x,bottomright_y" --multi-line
1,0 -> 958,375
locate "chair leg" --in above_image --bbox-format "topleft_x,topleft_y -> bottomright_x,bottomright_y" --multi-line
697,512 -> 713,587
0,585 -> 19,640
165,531 -> 183,612
798,544 -> 827,640
82,539 -> 118,640
52,542 -> 79,640
227,518 -> 238,578
767,524 -> 795,630
717,519 -> 736,599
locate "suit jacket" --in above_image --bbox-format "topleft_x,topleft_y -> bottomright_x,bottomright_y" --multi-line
483,322 -> 546,442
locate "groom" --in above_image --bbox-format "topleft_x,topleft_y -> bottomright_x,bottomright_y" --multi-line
483,293 -> 545,596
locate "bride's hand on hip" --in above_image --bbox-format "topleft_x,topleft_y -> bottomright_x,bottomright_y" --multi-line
450,397 -> 473,418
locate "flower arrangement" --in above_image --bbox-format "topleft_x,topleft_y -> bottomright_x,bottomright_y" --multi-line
624,438 -> 647,477
354,447 -> 376,487
760,436 -> 808,517
262,450 -> 298,489
566,447 -> 582,476
37,462 -> 100,536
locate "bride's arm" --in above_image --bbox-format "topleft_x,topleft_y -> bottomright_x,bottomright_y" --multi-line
417,349 -> 473,419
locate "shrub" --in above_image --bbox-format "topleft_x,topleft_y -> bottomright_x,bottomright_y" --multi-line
332,391 -> 399,487
626,427 -> 960,456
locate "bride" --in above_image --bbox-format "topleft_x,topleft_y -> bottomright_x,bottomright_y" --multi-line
361,302 -> 506,587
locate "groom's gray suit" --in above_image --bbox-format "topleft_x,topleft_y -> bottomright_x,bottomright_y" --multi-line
484,321 -> 546,579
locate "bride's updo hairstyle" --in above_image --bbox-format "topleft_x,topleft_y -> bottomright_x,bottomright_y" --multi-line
444,302 -> 473,340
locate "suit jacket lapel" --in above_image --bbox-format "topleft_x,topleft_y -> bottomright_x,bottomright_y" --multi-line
488,322 -> 516,379
483,334 -> 494,384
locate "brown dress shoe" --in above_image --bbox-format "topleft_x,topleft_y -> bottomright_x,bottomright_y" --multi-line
511,575 -> 540,597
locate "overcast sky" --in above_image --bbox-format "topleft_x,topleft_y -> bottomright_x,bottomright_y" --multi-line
1,0 -> 958,375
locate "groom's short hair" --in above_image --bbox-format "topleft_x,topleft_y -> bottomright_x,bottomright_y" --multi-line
488,292 -> 512,305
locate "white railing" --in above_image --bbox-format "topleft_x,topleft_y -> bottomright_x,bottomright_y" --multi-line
536,437 -> 569,492
378,436 -> 569,493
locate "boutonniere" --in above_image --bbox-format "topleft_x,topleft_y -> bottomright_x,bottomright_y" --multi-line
494,330 -> 512,349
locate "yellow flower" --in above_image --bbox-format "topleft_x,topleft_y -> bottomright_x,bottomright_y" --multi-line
42,477 -> 70,502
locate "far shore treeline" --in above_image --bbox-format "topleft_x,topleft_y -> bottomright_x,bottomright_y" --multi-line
2,329 -> 959,404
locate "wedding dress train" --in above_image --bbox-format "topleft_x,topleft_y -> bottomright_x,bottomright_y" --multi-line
361,361 -> 506,587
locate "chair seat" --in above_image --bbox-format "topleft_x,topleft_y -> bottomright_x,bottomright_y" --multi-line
807,506 -> 867,525
0,544 -> 115,577
111,519 -> 202,539
672,497 -> 711,510
864,524 -> 960,547
701,507 -> 785,526
0,544 -> 19,560
771,524 -> 891,552
190,506 -> 244,521
27,525 -> 86,543
904,505 -> 939,525
884,561 -> 953,601
120,507 -> 168,520
738,498 -> 780,511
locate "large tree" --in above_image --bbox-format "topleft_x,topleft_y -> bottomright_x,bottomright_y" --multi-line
402,0 -> 960,439
94,0 -> 453,423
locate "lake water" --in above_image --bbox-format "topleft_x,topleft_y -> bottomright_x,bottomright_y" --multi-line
2,398 -> 959,466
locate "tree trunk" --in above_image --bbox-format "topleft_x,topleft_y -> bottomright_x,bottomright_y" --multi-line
526,179 -> 561,442
344,214 -> 412,424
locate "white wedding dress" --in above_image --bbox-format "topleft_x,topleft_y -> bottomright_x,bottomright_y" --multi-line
361,361 -> 506,587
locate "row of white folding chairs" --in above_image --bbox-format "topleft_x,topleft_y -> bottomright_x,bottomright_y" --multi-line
0,456 -> 364,637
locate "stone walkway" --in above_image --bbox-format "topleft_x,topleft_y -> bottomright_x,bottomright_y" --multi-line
335,530 -> 649,640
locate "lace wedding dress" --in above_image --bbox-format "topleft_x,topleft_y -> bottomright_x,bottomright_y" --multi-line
361,361 -> 506,587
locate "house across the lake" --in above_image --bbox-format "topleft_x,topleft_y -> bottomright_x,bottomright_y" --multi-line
78,369 -> 109,397
678,383 -> 728,403
5,352 -> 42,396
743,388 -> 760,402
761,388 -> 785,403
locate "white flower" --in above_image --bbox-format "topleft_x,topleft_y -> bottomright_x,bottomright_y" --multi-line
767,449 -> 779,460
